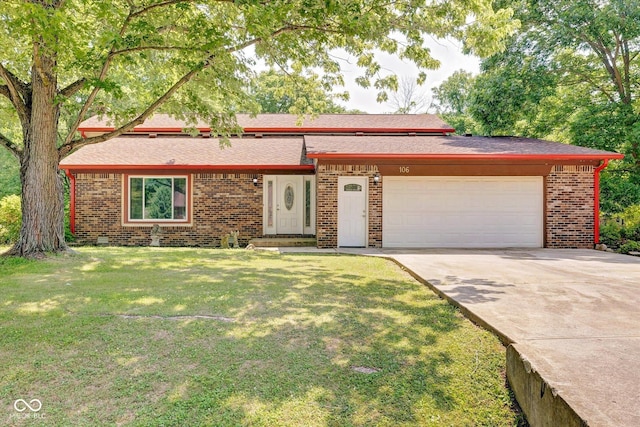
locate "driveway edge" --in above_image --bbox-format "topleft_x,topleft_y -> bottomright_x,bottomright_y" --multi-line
384,255 -> 588,427
507,345 -> 587,427
384,257 -> 514,345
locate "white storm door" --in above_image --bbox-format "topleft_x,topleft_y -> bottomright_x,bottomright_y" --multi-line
338,176 -> 367,247
276,176 -> 303,234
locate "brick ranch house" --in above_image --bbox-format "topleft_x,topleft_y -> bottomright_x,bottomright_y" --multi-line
60,114 -> 623,249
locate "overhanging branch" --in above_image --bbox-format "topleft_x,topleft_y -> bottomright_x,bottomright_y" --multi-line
0,85 -> 10,100
0,64 -> 29,125
0,132 -> 21,160
59,78 -> 87,98
60,23 -> 322,158
59,61 -> 206,159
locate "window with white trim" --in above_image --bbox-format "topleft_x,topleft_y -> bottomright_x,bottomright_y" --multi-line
128,176 -> 188,221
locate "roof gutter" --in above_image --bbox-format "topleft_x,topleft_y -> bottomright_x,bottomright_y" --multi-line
306,153 -> 626,161
59,164 -> 315,171
78,126 -> 456,135
593,159 -> 611,245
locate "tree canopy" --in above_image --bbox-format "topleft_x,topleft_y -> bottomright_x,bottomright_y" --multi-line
436,0 -> 640,213
248,69 -> 348,114
0,0 -> 517,256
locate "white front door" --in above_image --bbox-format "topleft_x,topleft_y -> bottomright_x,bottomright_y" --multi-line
338,176 -> 367,247
276,176 -> 303,234
264,175 -> 315,235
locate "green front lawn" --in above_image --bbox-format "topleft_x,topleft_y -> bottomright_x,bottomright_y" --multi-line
0,248 -> 520,426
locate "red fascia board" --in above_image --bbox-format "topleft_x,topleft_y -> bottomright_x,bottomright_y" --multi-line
78,127 -> 207,133
306,153 -> 625,161
77,126 -> 456,134
242,127 -> 455,134
59,164 -> 315,171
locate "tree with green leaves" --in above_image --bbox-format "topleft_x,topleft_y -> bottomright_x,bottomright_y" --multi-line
465,0 -> 640,213
248,69 -> 348,114
431,70 -> 482,135
0,0 -> 517,257
471,0 -> 640,158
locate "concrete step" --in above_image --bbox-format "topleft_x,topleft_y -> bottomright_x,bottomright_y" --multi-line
249,237 -> 317,248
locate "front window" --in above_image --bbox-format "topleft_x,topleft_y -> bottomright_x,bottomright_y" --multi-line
129,176 -> 188,221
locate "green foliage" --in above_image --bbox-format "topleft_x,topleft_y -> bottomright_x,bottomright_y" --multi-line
464,0 -> 640,212
439,113 -> 482,136
570,103 -> 638,153
599,218 -> 622,249
0,149 -> 20,198
431,71 -> 483,135
617,205 -> 640,240
248,69 -> 347,114
619,240 -> 640,255
145,183 -> 173,220
619,240 -> 640,254
0,0 -> 517,144
63,178 -> 75,243
600,169 -> 640,214
0,194 -> 21,244
432,70 -> 476,115
600,204 -> 640,251
467,46 -> 558,137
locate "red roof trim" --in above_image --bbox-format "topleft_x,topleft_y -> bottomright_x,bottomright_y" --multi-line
306,153 -> 625,160
243,127 -> 455,134
78,126 -> 456,134
60,164 -> 315,171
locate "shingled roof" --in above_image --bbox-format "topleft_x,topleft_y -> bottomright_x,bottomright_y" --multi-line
62,114 -> 623,169
304,135 -> 624,160
77,113 -> 455,134
60,136 -> 312,170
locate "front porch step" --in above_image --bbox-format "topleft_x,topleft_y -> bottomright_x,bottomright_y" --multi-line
249,237 -> 317,248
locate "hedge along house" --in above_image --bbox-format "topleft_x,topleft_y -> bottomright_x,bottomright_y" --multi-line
60,114 -> 623,249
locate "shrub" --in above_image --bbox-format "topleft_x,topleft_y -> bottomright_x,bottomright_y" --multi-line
617,204 -> 640,226
0,194 -> 21,244
619,240 -> 640,255
599,217 -> 622,249
600,204 -> 640,251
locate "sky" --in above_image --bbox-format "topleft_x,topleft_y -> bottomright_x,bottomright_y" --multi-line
335,38 -> 481,114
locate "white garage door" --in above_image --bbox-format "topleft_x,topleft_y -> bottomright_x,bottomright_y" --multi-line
383,176 -> 543,248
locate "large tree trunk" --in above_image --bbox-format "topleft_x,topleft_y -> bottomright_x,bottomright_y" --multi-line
8,47 -> 67,257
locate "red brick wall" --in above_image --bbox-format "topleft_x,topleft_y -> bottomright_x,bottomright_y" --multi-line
73,165 -> 596,249
316,164 -> 381,248
545,165 -> 594,249
73,173 -> 263,246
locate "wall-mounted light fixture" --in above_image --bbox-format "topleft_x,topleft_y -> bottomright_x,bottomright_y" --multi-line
252,176 -> 259,186
373,174 -> 380,185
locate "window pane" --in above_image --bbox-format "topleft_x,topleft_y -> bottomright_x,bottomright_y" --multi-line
284,185 -> 294,211
267,180 -> 274,227
173,178 -> 187,219
344,184 -> 362,192
130,178 -> 143,219
144,178 -> 173,219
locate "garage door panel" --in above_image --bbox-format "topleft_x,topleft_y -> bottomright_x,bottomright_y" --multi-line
383,176 -> 543,248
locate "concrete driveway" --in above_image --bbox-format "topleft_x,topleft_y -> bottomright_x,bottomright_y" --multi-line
379,249 -> 640,426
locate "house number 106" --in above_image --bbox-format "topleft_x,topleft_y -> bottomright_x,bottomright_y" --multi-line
399,166 -> 410,174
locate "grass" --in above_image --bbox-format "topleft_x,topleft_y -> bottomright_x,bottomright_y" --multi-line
0,247 -> 521,426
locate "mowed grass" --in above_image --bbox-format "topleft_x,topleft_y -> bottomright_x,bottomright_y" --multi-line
0,247 -> 519,426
